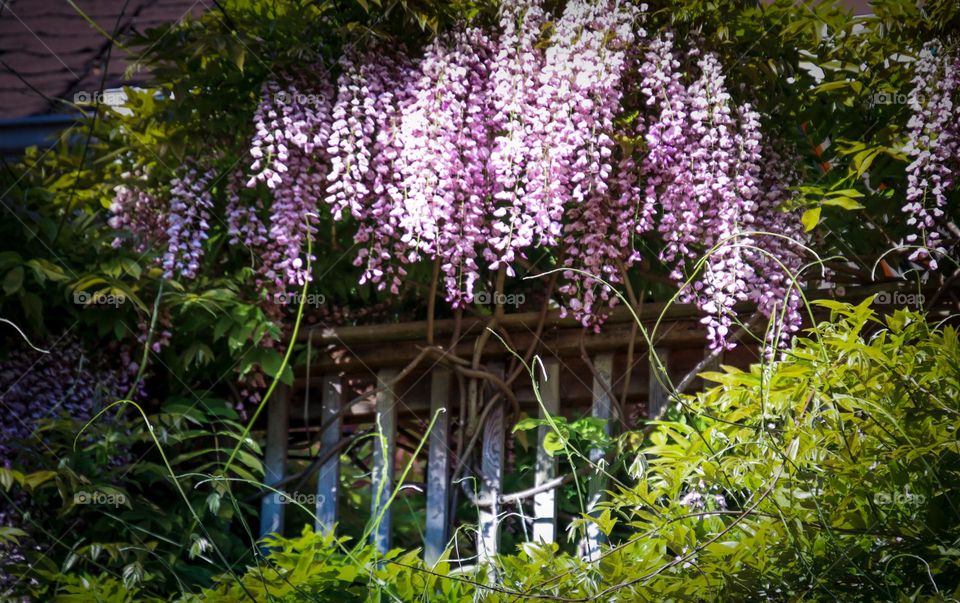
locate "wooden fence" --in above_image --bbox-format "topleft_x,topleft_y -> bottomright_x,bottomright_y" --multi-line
256,282 -> 957,564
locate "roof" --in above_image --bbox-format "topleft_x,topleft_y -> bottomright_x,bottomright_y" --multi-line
1,0 -> 877,122
0,0 -> 204,119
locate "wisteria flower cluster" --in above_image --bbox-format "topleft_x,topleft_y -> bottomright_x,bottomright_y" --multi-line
903,43 -> 960,270
109,175 -> 164,254
109,166 -> 216,281
236,0 -> 812,349
634,35 -> 807,348
748,142 -> 806,346
0,337 -> 139,576
0,337 -> 137,466
225,170 -> 268,253
549,0 -> 645,325
106,0 -> 813,350
251,0 -> 654,313
163,167 -> 215,280
248,76 -> 333,289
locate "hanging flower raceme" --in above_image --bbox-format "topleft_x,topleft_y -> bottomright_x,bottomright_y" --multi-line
684,87 -> 763,350
635,39 -> 805,350
903,43 -> 960,271
746,141 -> 807,348
162,167 -> 215,280
225,169 -> 268,252
0,337 -> 137,466
248,75 -> 333,289
326,50 -> 394,221
108,173 -> 165,254
351,30 -> 496,306
638,33 -> 691,269
448,29 -> 498,304
552,0 -> 647,327
108,166 -> 215,281
352,50 -> 416,297
485,0 -> 551,269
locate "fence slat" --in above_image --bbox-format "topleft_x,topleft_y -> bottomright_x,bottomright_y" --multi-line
259,385 -> 290,540
315,374 -> 341,535
425,369 -> 451,565
648,347 -> 671,419
533,360 -> 560,544
583,353 -> 613,560
478,363 -> 505,566
371,368 -> 398,553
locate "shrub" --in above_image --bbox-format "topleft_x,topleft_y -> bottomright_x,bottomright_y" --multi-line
181,300 -> 960,601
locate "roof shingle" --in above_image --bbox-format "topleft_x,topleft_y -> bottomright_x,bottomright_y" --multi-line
0,0 -> 205,119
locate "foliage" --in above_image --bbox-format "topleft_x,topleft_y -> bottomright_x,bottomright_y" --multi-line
0,398 -> 262,597
145,301 -> 960,601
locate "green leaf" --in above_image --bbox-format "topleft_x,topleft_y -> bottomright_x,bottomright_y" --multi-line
513,417 -> 544,432
120,258 -> 142,280
27,258 -> 69,283
0,252 -> 22,270
852,148 -> 881,177
543,431 -> 565,457
706,541 -> 739,556
0,527 -> 27,546
0,468 -> 24,490
3,266 -> 24,295
231,44 -> 245,72
821,197 -> 865,210
259,350 -> 285,378
825,188 -> 865,198
802,207 -> 821,232
21,470 -> 57,490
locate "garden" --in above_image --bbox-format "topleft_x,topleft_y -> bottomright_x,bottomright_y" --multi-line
0,0 -> 959,600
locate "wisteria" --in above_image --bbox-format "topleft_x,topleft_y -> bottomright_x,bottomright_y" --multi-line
385,28 -> 495,306
352,51 -> 415,297
325,51 -> 389,222
108,175 -> 164,253
903,44 -> 960,270
237,0 -> 813,348
637,33 -> 690,271
672,52 -> 762,349
104,0 -> 818,350
485,0 -> 549,268
553,0 -> 644,326
635,37 -> 799,348
0,336 -> 137,466
747,142 -> 806,347
109,167 -> 215,281
163,167 -> 215,280
248,76 -> 333,289
225,169 -> 268,252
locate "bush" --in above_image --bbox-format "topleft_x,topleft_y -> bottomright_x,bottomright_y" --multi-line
174,300 -> 960,601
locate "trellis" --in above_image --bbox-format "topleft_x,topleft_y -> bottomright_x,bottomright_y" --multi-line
255,282 -> 956,564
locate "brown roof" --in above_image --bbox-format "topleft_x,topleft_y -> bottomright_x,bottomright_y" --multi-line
2,0 -> 877,121
0,0 -> 205,119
